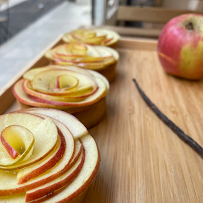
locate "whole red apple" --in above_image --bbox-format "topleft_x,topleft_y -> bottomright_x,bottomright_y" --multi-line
158,14 -> 203,80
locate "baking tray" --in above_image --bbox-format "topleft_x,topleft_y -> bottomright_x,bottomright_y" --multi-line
1,29 -> 203,202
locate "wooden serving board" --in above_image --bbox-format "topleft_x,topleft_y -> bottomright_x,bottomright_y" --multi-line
1,32 -> 203,202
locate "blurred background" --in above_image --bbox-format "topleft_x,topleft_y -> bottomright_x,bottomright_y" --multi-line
1,0 -> 203,45
0,0 -> 203,89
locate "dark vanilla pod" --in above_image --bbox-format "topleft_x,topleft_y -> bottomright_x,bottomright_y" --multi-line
132,78 -> 203,157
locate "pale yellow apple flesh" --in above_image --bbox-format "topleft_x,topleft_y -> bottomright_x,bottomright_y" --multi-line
62,29 -> 120,46
0,125 -> 34,166
49,75 -> 79,91
0,109 -> 100,203
25,146 -> 85,202
19,108 -> 88,139
0,114 -> 58,170
17,133 -> 63,184
0,134 -> 99,203
37,134 -> 100,203
23,80 -> 85,102
31,69 -> 96,96
0,116 -> 75,195
45,44 -> 119,71
13,77 -> 107,108
66,29 -> 106,45
23,66 -> 94,83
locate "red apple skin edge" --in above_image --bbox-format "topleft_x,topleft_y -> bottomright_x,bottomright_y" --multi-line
18,127 -> 66,184
25,148 -> 85,203
158,13 -> 203,80
26,146 -> 100,203
1,133 -> 19,159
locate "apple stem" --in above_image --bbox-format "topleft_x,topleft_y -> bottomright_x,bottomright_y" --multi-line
186,22 -> 193,30
132,78 -> 203,158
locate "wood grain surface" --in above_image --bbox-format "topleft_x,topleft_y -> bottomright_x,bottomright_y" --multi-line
83,43 -> 203,202
4,38 -> 203,202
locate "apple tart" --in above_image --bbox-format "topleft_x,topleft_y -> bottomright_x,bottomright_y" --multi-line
0,109 -> 100,203
13,66 -> 109,128
62,29 -> 120,48
44,43 -> 119,82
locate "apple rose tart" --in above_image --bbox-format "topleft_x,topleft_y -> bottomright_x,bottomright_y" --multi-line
0,109 -> 100,203
13,66 -> 109,128
62,29 -> 120,48
44,43 -> 119,82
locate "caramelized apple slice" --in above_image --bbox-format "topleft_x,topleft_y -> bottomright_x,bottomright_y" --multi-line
0,125 -> 34,165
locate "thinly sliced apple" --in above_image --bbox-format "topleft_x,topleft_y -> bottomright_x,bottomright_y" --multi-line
45,44 -> 119,71
62,29 -> 120,46
31,69 -> 96,96
93,29 -> 120,45
17,129 -> 64,184
53,55 -> 104,63
0,119 -> 77,196
0,139 -> 83,202
0,114 -> 58,170
53,55 -> 112,65
53,45 -> 114,62
70,31 -> 106,45
1,134 -> 98,203
24,77 -> 106,107
13,80 -> 66,110
71,44 -> 87,55
22,80 -> 85,102
0,193 -> 25,203
25,147 -> 85,202
14,80 -> 90,112
0,110 -> 99,203
49,75 -> 79,91
55,44 -> 87,57
19,108 -> 88,139
17,117 -> 75,184
88,69 -> 110,90
0,125 -> 34,166
23,66 -> 93,81
37,134 -> 100,203
1,132 -> 19,159
83,30 -> 96,37
102,37 -> 113,45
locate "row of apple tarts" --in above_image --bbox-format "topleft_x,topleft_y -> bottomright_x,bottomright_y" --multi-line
14,29 -> 120,129
0,29 -> 120,203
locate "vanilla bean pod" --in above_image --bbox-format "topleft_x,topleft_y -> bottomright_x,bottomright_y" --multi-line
132,78 -> 203,157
